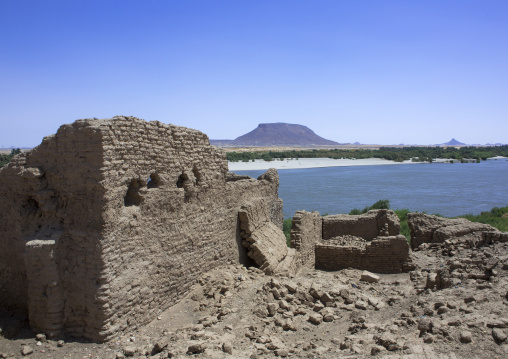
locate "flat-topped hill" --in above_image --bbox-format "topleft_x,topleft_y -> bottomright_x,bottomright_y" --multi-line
211,123 -> 340,147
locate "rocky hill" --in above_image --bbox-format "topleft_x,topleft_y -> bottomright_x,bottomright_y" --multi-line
211,123 -> 340,147
442,138 -> 466,146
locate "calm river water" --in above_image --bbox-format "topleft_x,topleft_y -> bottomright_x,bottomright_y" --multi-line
234,159 -> 508,218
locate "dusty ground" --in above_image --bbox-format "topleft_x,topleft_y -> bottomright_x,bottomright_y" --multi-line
2,237 -> 508,359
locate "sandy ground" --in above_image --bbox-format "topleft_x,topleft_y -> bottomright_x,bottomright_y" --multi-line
228,158 -> 417,172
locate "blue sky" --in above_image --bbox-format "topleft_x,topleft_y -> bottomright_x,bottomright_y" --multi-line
1,0 -> 507,147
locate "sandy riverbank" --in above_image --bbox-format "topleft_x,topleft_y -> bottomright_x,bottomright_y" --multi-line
228,157 -> 417,171
228,156 -> 507,171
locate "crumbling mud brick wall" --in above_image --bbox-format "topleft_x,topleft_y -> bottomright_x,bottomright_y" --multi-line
322,209 -> 400,240
315,235 -> 414,273
407,213 -> 498,250
0,116 -> 283,341
290,210 -> 322,269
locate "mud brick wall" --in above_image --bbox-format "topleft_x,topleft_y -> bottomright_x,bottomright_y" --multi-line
290,210 -> 322,269
0,121 -> 106,340
0,116 -> 283,341
322,210 -> 400,240
315,235 -> 413,273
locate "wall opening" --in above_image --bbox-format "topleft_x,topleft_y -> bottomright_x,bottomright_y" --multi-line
124,179 -> 145,207
192,165 -> 201,186
22,197 -> 40,217
147,173 -> 161,189
176,172 -> 192,202
176,173 -> 188,188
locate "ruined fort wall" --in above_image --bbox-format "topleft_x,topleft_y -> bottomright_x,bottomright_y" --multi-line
91,117 -> 282,340
315,235 -> 412,273
290,211 -> 322,269
0,121 -> 107,338
1,116 -> 284,341
322,210 -> 400,241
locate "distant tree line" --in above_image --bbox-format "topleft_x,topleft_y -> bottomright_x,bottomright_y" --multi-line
0,148 -> 21,168
226,145 -> 508,163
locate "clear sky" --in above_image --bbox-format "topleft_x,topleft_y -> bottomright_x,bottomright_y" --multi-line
1,0 -> 507,147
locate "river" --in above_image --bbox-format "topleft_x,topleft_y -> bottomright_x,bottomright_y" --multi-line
234,159 -> 508,218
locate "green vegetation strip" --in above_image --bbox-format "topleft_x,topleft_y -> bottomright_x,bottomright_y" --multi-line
0,149 -> 21,168
283,200 -> 508,247
227,145 -> 508,163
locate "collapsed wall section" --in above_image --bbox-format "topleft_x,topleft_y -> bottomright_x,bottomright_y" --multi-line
238,191 -> 291,275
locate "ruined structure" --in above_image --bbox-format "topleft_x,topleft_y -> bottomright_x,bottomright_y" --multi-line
0,116 -> 285,341
290,209 -> 414,274
407,212 -> 507,250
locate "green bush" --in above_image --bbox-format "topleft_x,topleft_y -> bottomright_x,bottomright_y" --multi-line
0,148 -> 21,168
458,206 -> 508,232
349,199 -> 390,215
283,218 -> 292,247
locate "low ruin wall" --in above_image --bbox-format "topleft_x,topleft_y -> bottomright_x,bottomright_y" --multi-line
290,210 -> 322,269
322,210 -> 400,240
285,209 -> 413,274
315,235 -> 413,273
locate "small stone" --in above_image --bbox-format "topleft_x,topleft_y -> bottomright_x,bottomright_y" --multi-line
35,333 -> 47,342
351,344 -> 363,354
267,302 -> 278,316
279,299 -> 290,311
275,348 -> 289,357
57,340 -> 64,347
116,353 -> 125,359
371,345 -> 385,355
313,302 -> 325,312
123,346 -> 137,357
152,336 -> 170,353
422,333 -> 434,343
418,317 -> 433,333
360,271 -> 380,283
21,345 -> 33,356
331,338 -> 341,345
323,313 -> 334,322
460,331 -> 472,343
437,306 -> 449,315
308,313 -> 323,325
492,328 -> 507,343
321,292 -> 334,303
223,341 -> 233,354
187,342 -> 207,354
285,282 -> 297,293
355,300 -> 368,310
434,301 -> 446,309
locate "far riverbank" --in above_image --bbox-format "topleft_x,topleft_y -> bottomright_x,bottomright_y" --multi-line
228,156 -> 507,172
229,157 -> 415,171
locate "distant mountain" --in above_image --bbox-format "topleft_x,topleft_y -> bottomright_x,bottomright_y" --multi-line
210,123 -> 339,147
442,138 -> 466,146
